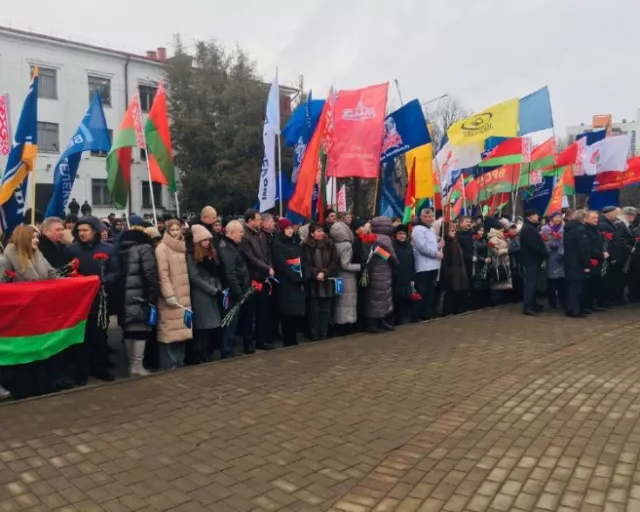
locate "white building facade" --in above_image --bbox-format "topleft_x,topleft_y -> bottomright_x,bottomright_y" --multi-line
0,26 -> 172,220
566,110 -> 640,157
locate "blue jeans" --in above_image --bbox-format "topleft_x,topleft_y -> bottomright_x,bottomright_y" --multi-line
158,342 -> 186,371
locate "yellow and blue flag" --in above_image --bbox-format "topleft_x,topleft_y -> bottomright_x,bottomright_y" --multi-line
0,68 -> 38,235
447,98 -> 519,146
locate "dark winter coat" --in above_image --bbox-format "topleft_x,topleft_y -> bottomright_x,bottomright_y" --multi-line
392,238 -> 414,298
440,236 -> 470,291
457,229 -> 475,280
563,220 -> 591,282
472,236 -> 489,277
272,233 -> 305,317
519,219 -> 548,267
585,223 -> 605,269
598,216 -> 618,261
240,226 -> 272,281
186,250 -> 222,330
364,217 -> 398,319
218,236 -> 250,304
613,220 -> 635,265
116,229 -> 159,330
38,234 -> 71,269
301,235 -> 339,299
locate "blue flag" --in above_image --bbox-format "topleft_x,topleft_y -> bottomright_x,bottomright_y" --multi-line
282,97 -> 325,148
380,99 -> 431,163
518,86 -> 554,136
574,129 -> 607,195
379,161 -> 404,218
522,177 -> 555,215
45,94 -> 111,218
0,70 -> 39,237
588,189 -> 620,210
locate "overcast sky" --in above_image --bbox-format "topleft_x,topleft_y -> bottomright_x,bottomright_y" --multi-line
2,0 -> 640,134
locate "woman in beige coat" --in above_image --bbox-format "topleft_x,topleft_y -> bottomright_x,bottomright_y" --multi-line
156,219 -> 192,370
487,225 -> 513,305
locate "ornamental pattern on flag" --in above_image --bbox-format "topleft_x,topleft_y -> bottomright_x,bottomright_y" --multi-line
0,96 -> 9,156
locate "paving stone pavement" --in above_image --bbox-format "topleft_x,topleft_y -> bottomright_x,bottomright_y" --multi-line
1,304 -> 640,512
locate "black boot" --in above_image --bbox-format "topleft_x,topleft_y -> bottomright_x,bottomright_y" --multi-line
367,320 -> 384,333
380,320 -> 395,331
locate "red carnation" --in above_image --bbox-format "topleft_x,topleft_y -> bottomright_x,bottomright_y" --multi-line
487,241 -> 496,248
552,232 -> 562,240
410,291 -> 423,302
3,270 -> 17,279
541,234 -> 550,242
251,280 -> 263,292
603,232 -> 614,241
93,252 -> 109,261
590,258 -> 599,267
472,234 -> 482,240
71,258 -> 80,270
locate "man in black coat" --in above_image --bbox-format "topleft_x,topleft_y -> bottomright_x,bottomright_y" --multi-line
66,216 -> 115,384
240,209 -> 275,351
584,210 -> 607,311
218,220 -> 251,357
391,225 -> 415,325
598,206 -> 620,305
519,210 -> 548,316
612,206 -> 637,303
456,216 -> 475,282
39,217 -> 71,269
563,211 -> 592,318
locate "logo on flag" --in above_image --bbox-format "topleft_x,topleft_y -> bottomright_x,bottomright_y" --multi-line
461,113 -> 493,133
342,99 -> 376,121
0,96 -> 9,157
381,117 -> 403,154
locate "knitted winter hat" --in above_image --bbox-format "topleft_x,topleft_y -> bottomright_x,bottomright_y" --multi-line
277,218 -> 293,232
191,224 -> 213,244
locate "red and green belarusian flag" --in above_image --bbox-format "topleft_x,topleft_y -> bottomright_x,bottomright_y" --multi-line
0,277 -> 99,365
544,166 -> 575,216
145,81 -> 176,192
479,137 -> 531,167
402,158 -> 416,224
106,95 -> 145,209
466,164 -> 519,204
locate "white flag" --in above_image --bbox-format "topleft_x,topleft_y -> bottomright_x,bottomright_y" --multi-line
325,177 -> 335,207
258,73 -> 280,212
435,141 -> 481,192
581,133 -> 631,176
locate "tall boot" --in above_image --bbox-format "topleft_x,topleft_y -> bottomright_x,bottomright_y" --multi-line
367,319 -> 384,334
130,340 -> 149,377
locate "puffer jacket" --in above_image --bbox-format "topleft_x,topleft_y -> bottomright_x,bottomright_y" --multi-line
155,233 -> 192,343
540,224 -> 564,279
117,228 -> 159,330
364,217 -> 398,319
218,236 -> 250,304
272,233 -> 305,317
186,250 -> 222,330
330,222 -> 360,325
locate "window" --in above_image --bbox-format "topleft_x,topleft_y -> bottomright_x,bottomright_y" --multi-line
37,122 -> 59,153
92,179 -> 111,206
32,66 -> 57,99
140,148 -> 147,161
88,75 -> 111,106
142,181 -> 163,208
139,85 -> 157,112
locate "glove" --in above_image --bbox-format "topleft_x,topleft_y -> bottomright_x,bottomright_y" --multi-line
165,296 -> 179,307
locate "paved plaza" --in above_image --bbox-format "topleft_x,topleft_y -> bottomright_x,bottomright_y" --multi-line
1,305 -> 640,511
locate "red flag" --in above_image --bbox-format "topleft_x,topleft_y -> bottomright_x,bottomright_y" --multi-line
145,81 -> 176,191
326,83 -> 388,179
545,167 -> 574,216
595,157 -> 640,191
288,100 -> 331,219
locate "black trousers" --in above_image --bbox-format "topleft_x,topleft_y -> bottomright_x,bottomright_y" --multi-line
565,279 -> 585,315
73,315 -> 109,380
610,264 -> 627,304
308,298 -> 332,340
547,278 -> 566,308
392,296 -> 413,325
281,316 -> 301,346
442,289 -> 469,316
189,329 -> 219,364
413,270 -> 438,321
241,287 -> 270,348
523,265 -> 541,311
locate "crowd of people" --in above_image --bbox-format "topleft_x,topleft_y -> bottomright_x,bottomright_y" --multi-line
0,201 -> 638,401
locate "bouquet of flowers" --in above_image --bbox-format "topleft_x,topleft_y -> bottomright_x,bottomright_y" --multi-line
551,231 -> 563,241
601,232 -> 613,276
1,270 -> 17,283
53,258 -> 80,278
221,280 -> 263,327
93,253 -> 110,330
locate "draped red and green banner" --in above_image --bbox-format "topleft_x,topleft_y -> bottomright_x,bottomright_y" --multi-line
402,158 -> 417,224
479,137 -> 531,167
0,277 -> 100,366
145,81 -> 176,192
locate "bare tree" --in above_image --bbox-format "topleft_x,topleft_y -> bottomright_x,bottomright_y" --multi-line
425,96 -> 471,150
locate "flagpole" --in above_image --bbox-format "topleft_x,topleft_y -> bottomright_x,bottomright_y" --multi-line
174,191 -> 181,218
275,68 -> 283,218
30,168 -> 37,225
141,147 -> 158,226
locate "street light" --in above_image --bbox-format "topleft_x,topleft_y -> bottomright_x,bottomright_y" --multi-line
422,93 -> 449,107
